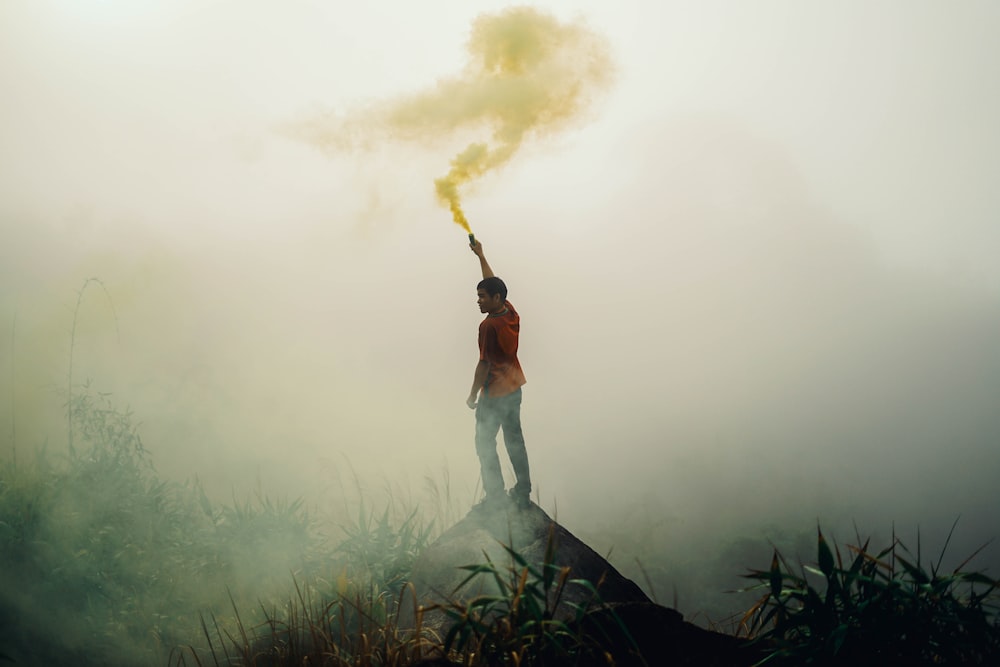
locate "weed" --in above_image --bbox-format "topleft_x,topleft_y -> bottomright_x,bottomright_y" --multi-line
0,384 -> 335,666
740,522 -> 1000,665
65,277 -> 119,457
436,526 -> 638,666
171,506 -> 441,667
335,501 -> 435,602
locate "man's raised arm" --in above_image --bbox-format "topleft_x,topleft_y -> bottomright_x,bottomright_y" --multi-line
470,240 -> 495,279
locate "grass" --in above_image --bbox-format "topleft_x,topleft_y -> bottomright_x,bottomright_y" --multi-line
3,385 -> 999,665
171,585 -> 439,667
0,384 -> 341,665
0,379 -> 643,665
435,526 -> 641,667
2,282 -> 998,664
739,523 -> 1000,665
173,517 -> 638,667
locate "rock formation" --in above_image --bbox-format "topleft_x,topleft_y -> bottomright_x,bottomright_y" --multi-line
400,500 -> 758,666
400,500 -> 649,630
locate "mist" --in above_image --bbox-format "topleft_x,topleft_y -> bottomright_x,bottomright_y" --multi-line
3,0 -> 1000,646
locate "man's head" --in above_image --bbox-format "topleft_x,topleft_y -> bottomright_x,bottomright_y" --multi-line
477,276 -> 507,314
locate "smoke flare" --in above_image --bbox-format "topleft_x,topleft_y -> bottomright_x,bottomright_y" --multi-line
292,7 -> 614,232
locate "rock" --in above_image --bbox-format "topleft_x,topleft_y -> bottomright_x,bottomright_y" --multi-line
398,500 -> 761,666
578,602 -> 761,666
399,500 -> 650,636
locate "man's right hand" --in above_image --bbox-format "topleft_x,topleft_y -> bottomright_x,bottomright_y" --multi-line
466,394 -> 478,409
470,239 -> 485,257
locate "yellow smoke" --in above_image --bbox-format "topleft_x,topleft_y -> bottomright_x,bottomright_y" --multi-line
292,7 -> 614,233
433,143 -> 488,233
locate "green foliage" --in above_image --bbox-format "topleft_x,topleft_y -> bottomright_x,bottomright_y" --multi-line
0,386 -> 331,666
437,527 -> 634,666
182,525 -> 649,666
66,385 -> 148,471
7,381 -> 999,666
174,583 -> 437,667
175,507 -> 440,667
740,523 -> 1000,665
334,501 -> 435,602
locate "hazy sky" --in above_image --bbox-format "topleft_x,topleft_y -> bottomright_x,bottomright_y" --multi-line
2,1 -> 999,565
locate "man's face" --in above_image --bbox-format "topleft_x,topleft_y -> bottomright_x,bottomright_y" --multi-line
477,288 -> 503,314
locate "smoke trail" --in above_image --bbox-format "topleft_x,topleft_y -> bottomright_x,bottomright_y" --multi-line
292,7 -> 614,232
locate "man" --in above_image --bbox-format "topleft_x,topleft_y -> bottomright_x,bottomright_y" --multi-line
467,239 -> 532,510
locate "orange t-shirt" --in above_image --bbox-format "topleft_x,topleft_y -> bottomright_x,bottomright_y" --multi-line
478,300 -> 526,398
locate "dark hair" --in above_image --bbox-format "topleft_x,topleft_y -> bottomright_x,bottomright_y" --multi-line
477,276 -> 508,301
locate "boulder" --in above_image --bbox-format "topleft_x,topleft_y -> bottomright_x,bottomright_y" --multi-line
399,500 -> 760,665
399,500 -> 650,635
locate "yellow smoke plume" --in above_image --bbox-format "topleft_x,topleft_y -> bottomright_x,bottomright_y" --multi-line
292,7 -> 614,233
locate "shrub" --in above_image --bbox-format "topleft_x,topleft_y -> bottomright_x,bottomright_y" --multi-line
437,527 -> 636,666
0,386 -> 330,666
174,507 -> 440,667
740,523 -> 1000,665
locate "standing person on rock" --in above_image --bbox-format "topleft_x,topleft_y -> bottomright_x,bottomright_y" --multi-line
467,239 -> 532,511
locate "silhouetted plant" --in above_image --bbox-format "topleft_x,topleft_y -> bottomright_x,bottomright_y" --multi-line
437,527 -> 639,666
178,525 -> 652,666
173,506 -> 441,667
740,522 -> 1000,666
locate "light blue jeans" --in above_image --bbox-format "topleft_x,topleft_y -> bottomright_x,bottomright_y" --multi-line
475,387 -> 531,498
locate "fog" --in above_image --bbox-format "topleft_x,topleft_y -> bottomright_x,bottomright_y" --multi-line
3,0 -> 1000,620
